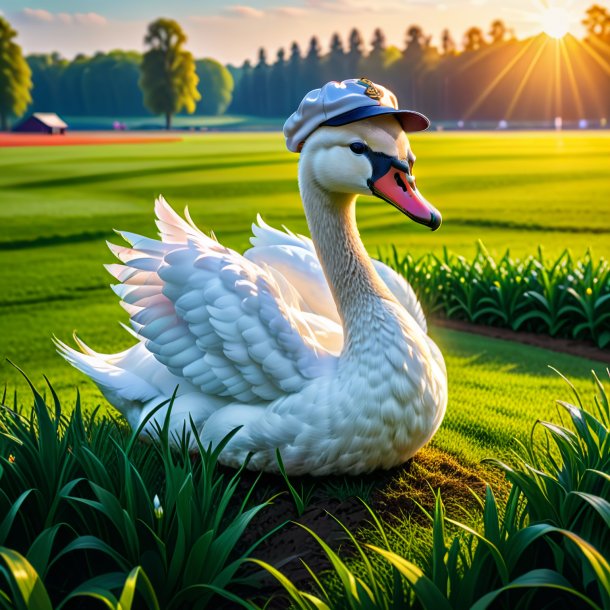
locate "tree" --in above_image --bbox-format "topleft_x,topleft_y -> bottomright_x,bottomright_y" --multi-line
441,29 -> 456,55
139,18 -> 200,129
489,19 -> 508,44
269,48 -> 289,116
360,28 -> 386,78
463,27 -> 487,52
253,47 -> 269,116
326,33 -> 346,80
0,17 -> 32,131
346,28 -> 364,75
287,42 -> 302,109
302,36 -> 322,92
404,25 -> 428,57
195,58 -> 233,115
27,53 -> 65,114
583,4 -> 610,42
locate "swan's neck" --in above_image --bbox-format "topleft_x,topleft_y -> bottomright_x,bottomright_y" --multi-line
301,180 -> 396,349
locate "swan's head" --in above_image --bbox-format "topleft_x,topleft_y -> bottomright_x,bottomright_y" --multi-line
286,79 -> 441,231
298,115 -> 441,231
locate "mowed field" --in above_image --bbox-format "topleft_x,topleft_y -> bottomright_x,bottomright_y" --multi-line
0,130 -> 608,465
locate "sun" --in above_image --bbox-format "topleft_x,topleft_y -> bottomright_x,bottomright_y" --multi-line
539,6 -> 571,39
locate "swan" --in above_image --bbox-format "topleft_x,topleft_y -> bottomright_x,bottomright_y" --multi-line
57,80 -> 447,476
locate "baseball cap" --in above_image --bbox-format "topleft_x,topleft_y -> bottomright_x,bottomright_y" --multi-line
283,78 -> 430,153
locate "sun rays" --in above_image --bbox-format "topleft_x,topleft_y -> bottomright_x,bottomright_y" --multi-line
457,5 -> 610,125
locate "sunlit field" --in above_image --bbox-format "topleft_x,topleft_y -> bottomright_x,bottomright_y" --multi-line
0,130 -> 608,466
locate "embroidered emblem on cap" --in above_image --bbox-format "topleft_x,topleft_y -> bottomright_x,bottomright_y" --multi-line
357,77 -> 381,100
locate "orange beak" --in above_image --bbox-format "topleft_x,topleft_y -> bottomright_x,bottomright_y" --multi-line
365,151 -> 441,231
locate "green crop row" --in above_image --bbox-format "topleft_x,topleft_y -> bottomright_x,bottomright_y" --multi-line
380,244 -> 610,349
254,370 -> 610,609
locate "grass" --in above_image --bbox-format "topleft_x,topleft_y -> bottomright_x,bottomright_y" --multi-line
1,130 -> 609,607
255,371 -> 610,609
1,130 -> 609,466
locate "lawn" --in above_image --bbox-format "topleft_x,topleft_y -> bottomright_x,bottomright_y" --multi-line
0,130 -> 608,464
1,130 -> 609,606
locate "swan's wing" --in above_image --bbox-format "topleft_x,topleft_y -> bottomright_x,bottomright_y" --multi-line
107,197 -> 334,404
370,260 -> 427,333
245,216 -> 427,333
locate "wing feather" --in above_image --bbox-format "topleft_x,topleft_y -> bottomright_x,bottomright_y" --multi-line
106,197 -> 334,404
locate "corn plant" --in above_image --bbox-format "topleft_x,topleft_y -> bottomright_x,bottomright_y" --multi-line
379,244 -> 610,348
254,370 -> 610,609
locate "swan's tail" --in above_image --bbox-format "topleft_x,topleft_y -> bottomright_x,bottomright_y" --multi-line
54,335 -> 159,427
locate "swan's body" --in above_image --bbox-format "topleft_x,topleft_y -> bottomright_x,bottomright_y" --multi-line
58,112 -> 447,475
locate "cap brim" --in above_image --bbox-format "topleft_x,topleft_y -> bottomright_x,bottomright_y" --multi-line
321,106 -> 430,132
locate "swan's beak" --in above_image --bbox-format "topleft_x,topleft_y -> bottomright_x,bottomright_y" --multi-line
366,153 -> 442,231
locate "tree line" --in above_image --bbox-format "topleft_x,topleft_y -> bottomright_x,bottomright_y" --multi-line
231,5 -> 610,122
1,5 -> 609,129
1,18 -> 232,129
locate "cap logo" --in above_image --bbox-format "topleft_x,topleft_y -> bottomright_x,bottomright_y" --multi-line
358,77 -> 381,100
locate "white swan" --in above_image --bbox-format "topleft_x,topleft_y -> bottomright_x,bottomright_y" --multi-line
57,89 -> 447,476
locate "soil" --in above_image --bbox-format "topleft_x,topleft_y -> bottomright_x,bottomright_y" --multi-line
432,316 -> 610,365
0,132 -> 182,147
229,446 -> 507,607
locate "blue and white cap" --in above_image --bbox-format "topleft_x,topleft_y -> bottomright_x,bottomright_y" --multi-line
283,78 -> 429,152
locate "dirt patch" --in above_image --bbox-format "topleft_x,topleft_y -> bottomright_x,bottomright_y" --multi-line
230,447 -> 504,605
432,317 -> 610,365
0,133 -> 182,147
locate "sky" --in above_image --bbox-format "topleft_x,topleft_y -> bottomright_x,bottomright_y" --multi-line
1,0 -> 591,65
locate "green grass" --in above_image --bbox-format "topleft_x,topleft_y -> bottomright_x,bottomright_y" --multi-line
0,131 -> 609,466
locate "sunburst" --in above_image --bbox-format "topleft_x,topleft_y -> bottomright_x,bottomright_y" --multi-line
539,6 -> 572,39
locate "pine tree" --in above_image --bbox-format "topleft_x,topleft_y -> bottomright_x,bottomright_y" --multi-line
287,42 -> 302,109
139,18 -> 200,129
302,36 -> 322,92
253,47 -> 269,116
0,17 -> 32,131
326,33 -> 346,80
346,28 -> 364,76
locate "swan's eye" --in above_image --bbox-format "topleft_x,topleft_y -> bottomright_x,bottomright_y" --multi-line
349,142 -> 368,155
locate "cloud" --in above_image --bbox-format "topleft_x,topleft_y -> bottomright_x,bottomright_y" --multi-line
22,8 -> 54,22
20,8 -> 107,25
272,6 -> 309,17
226,5 -> 265,18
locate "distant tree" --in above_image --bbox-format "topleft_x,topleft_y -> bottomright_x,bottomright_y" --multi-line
0,17 -> 32,130
441,28 -> 456,55
195,58 -> 233,115
360,28 -> 386,78
489,19 -> 508,44
139,18 -> 200,129
229,59 -> 252,114
27,53 -> 65,113
327,33 -> 346,79
59,54 -> 89,115
287,42 -> 302,108
583,4 -> 610,42
403,25 -> 432,63
346,28 -> 364,75
253,47 -> 269,115
302,36 -> 322,91
463,26 -> 487,51
269,48 -> 289,116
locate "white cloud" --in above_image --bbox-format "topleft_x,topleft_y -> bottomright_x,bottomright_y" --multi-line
22,8 -> 54,22
20,8 -> 107,25
226,5 -> 265,18
272,7 -> 309,17
75,13 -> 108,26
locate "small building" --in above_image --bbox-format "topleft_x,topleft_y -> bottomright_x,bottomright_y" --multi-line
13,113 -> 68,135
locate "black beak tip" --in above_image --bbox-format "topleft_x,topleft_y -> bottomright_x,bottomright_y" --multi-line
429,211 -> 442,231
